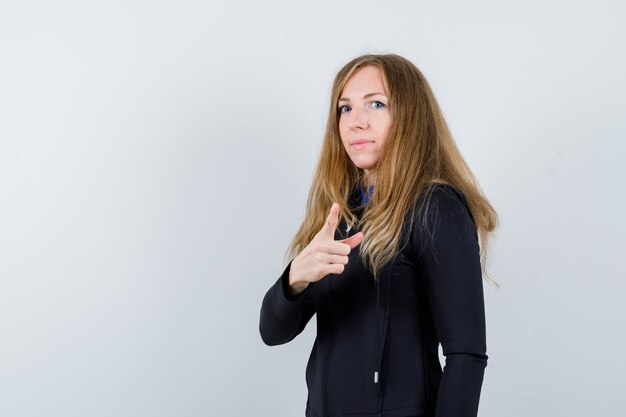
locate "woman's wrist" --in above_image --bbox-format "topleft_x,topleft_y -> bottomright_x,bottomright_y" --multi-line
288,270 -> 309,296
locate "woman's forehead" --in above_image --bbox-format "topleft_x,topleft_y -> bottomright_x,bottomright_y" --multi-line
340,66 -> 387,98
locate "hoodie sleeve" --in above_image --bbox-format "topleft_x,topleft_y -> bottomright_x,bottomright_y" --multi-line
412,185 -> 488,417
259,260 -> 316,346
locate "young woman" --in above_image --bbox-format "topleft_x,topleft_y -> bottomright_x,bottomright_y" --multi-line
259,54 -> 498,417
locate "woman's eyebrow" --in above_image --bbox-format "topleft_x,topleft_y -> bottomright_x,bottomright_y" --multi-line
338,92 -> 387,102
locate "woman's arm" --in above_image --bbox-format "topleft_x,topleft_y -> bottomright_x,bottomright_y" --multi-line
413,185 -> 488,417
260,203 -> 363,346
259,260 -> 316,346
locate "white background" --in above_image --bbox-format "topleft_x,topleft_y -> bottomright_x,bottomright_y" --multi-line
1,1 -> 624,416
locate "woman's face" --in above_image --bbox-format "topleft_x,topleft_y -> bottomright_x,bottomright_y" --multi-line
338,65 -> 392,175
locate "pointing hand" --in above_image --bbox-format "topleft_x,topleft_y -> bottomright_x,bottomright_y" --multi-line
288,203 -> 364,296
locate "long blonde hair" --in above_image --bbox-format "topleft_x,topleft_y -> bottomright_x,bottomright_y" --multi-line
286,54 -> 499,285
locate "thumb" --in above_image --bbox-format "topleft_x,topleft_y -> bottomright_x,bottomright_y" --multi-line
323,202 -> 340,237
340,231 -> 364,249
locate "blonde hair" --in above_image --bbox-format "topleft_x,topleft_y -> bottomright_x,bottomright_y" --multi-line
286,54 -> 499,285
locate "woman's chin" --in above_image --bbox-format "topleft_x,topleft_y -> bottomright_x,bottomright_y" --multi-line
350,159 -> 378,172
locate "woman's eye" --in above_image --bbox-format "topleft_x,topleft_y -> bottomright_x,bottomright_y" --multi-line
338,105 -> 351,113
371,101 -> 386,109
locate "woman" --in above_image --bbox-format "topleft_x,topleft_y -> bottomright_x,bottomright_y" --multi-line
259,54 -> 498,417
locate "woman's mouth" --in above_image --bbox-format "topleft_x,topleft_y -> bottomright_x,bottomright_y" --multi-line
351,140 -> 374,150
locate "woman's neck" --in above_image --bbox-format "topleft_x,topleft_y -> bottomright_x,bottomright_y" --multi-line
362,171 -> 375,188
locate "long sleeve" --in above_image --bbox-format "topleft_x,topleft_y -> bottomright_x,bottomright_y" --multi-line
412,185 -> 488,417
259,260 -> 316,346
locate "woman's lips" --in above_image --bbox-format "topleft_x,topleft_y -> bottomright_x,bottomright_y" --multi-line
351,140 -> 373,150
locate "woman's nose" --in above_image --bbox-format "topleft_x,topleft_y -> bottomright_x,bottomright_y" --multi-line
348,108 -> 368,130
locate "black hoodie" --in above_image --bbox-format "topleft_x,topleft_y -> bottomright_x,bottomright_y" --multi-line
259,183 -> 488,417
